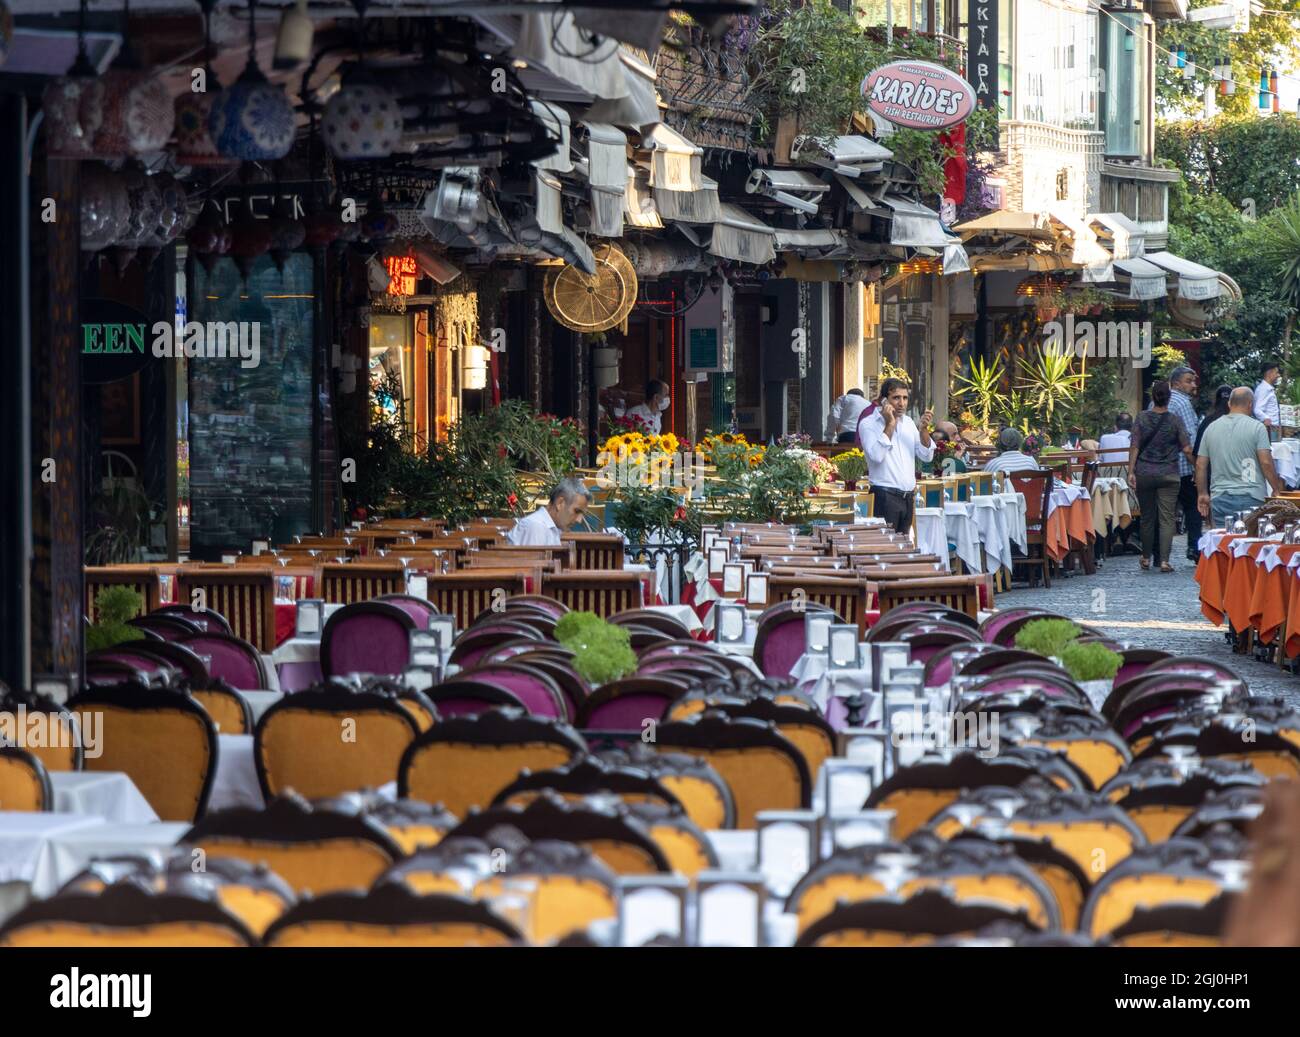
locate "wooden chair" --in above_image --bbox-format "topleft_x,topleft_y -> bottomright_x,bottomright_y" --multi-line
769,575 -> 872,637
176,569 -> 277,652
0,746 -> 52,811
1007,470 -> 1054,589
424,572 -> 529,629
255,687 -> 419,800
69,684 -> 218,822
319,562 -> 407,605
541,571 -> 645,617
84,566 -> 164,622
0,689 -> 83,773
469,543 -> 575,569
562,532 -> 625,570
874,574 -> 991,620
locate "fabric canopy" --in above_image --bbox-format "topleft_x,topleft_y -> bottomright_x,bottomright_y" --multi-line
676,203 -> 775,265
881,196 -> 953,248
644,123 -> 703,192
1087,212 -> 1146,260
1112,256 -> 1170,301
654,174 -> 722,223
1143,251 -> 1223,300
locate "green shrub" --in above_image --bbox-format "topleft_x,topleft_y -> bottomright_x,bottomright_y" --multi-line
1060,641 -> 1122,683
1014,618 -> 1083,659
85,622 -> 145,654
85,586 -> 147,653
555,610 -> 607,648
554,610 -> 637,685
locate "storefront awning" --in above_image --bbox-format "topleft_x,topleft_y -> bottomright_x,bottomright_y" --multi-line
530,101 -> 572,173
653,174 -> 722,223
1143,251 -> 1224,300
881,196 -> 953,248
644,123 -> 703,192
773,227 -> 844,251
955,210 -> 1056,242
1112,256 -> 1169,301
624,165 -> 662,229
583,48 -> 661,131
582,121 -> 627,237
746,168 -> 830,214
1087,212 -> 1146,260
969,252 -> 1077,273
796,134 -> 893,175
514,12 -> 628,102
677,204 -> 776,265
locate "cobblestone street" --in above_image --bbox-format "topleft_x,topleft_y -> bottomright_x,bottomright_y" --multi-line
998,533 -> 1300,706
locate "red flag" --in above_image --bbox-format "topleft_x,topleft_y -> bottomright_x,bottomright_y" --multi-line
939,123 -> 967,208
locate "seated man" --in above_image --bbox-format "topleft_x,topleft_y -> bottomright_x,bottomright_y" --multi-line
982,427 -> 1041,475
1097,413 -> 1133,465
507,477 -> 591,546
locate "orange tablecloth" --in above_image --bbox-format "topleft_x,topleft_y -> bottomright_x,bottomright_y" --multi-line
1222,542 -> 1270,633
1195,535 -> 1242,625
1043,499 -> 1094,562
1248,545 -> 1300,644
1287,573 -> 1300,659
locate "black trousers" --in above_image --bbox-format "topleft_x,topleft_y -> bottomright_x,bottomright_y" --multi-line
836,431 -> 857,443
1179,474 -> 1202,552
872,486 -> 914,533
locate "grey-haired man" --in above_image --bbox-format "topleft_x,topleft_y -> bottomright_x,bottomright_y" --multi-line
507,477 -> 590,546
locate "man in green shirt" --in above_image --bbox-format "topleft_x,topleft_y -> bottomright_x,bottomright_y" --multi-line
1195,387 -> 1284,528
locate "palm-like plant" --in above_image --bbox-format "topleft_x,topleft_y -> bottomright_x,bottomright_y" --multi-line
951,355 -> 1007,430
1257,191 -> 1300,378
1017,346 -> 1084,439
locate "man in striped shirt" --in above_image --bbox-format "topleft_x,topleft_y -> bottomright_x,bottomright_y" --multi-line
983,428 -> 1040,474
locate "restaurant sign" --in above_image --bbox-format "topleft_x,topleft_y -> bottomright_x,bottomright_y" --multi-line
861,60 -> 976,131
385,254 -> 418,296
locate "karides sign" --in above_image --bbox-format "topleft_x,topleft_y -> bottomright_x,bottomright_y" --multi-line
861,60 -> 976,130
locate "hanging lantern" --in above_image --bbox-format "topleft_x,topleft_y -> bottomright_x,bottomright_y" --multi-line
92,0 -> 174,158
42,0 -> 104,159
151,173 -> 189,245
208,0 -> 296,162
322,80 -> 404,160
175,69 -> 240,167
80,163 -> 130,252
1182,54 -> 1196,80
117,161 -> 164,247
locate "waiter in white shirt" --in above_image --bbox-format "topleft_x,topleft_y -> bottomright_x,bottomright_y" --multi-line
858,377 -> 934,532
1096,413 -> 1133,465
507,477 -> 591,546
1255,361 -> 1281,442
825,388 -> 870,443
625,379 -> 670,435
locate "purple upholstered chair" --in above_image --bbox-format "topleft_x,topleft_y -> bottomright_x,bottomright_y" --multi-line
448,623 -> 545,669
86,649 -> 174,679
576,677 -> 689,730
318,602 -> 415,680
178,633 -> 270,690
127,613 -> 205,642
155,605 -> 233,635
375,593 -> 441,630
425,681 -> 526,718
752,602 -> 840,680
453,663 -> 567,720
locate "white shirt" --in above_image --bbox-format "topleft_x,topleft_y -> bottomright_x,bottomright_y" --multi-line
625,403 -> 662,434
858,409 -> 933,492
1096,430 -> 1131,464
507,507 -> 561,546
983,450 -> 1041,474
1255,380 -> 1280,425
825,394 -> 870,439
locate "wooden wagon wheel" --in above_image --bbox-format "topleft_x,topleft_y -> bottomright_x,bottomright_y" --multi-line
544,244 -> 638,333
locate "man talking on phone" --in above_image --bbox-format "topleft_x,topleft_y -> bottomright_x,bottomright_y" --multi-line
858,377 -> 934,533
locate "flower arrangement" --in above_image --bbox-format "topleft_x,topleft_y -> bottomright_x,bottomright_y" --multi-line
831,448 -> 867,483
555,610 -> 638,685
778,431 -> 813,450
785,447 -> 834,485
1021,432 -> 1045,456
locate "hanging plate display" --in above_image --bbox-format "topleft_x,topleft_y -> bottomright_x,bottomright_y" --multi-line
543,243 -> 637,333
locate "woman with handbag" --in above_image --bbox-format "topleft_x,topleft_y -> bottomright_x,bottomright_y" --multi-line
1128,379 -> 1192,572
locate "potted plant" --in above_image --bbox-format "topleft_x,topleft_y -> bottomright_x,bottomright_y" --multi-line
831,448 -> 867,490
555,611 -> 638,685
86,586 -> 148,653
1060,640 -> 1122,708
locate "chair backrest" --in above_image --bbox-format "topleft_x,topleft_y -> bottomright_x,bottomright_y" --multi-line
425,573 -> 529,629
184,794 -> 403,896
127,613 -> 205,641
399,708 -> 587,818
264,885 -> 522,947
751,601 -> 840,680
453,662 -> 569,720
128,641 -> 211,684
0,882 -> 255,947
319,562 -> 407,605
176,570 -> 277,651
154,604 -> 233,635
0,746 -> 52,811
374,593 -> 440,629
576,676 -> 691,730
255,687 -> 419,800
609,609 -> 691,639
769,575 -> 870,636
320,601 -> 417,679
0,690 -> 83,772
178,633 -> 269,690
654,712 -> 811,827
876,575 -> 989,620
448,622 -> 545,669
561,533 -> 625,570
190,684 -> 255,736
84,567 -> 163,623
86,647 -> 177,679
1007,470 -> 1053,526
423,680 -> 527,719
69,685 -> 218,822
541,572 -> 645,617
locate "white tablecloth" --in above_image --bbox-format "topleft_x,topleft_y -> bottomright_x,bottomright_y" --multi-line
916,500 -> 1006,574
49,772 -> 158,825
969,495 -> 1015,572
270,604 -> 344,666
1048,481 -> 1091,516
624,560 -> 670,604
787,655 -> 883,719
0,813 -> 104,895
1272,439 -> 1300,487
234,690 -> 283,725
644,604 -> 703,635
